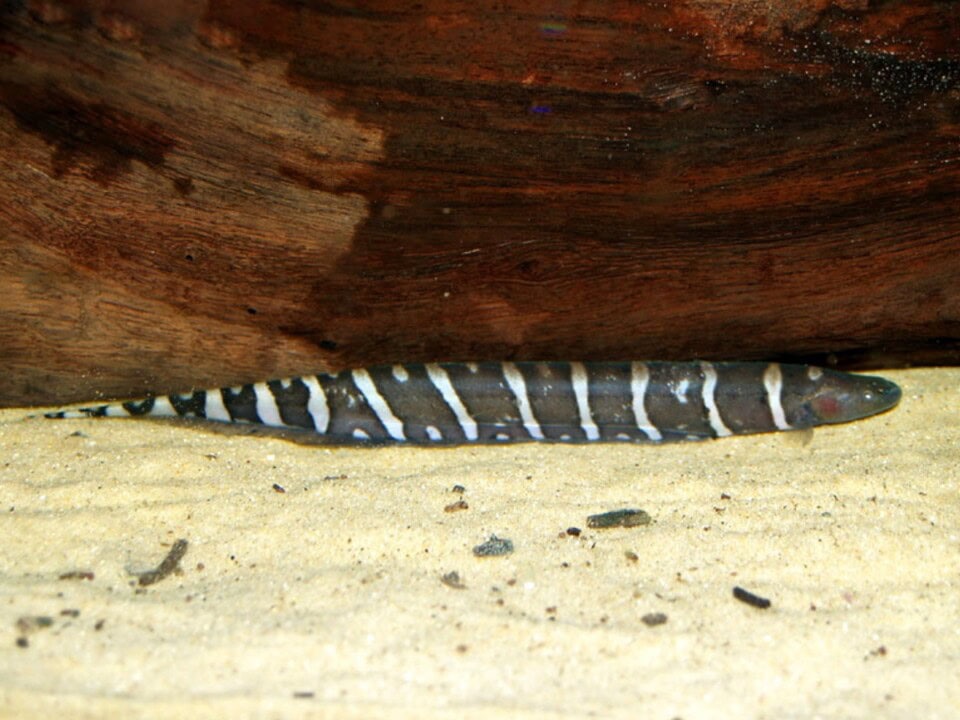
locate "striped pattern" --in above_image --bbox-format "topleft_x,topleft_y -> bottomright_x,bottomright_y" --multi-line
45,361 -> 901,445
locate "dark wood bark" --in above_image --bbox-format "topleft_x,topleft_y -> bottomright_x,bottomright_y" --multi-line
1,0 -> 958,406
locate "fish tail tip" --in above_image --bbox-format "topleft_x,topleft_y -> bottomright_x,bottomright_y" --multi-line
44,407 -> 104,419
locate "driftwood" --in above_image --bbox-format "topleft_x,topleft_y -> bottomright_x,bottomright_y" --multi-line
0,1 -> 957,406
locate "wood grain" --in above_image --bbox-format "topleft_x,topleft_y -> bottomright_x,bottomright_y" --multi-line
1,1 -> 958,406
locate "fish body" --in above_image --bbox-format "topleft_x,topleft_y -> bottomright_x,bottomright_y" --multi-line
46,361 -> 900,445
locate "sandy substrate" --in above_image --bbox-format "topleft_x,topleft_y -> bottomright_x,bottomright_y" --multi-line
0,368 -> 958,719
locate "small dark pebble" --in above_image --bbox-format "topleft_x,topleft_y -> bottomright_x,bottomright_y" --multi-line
444,500 -> 469,513
733,586 -> 771,609
566,527 -> 581,537
452,484 -> 466,494
16,616 -> 53,634
587,508 -> 652,529
69,430 -> 87,438
272,483 -> 286,493
641,612 -> 668,627
292,691 -> 315,699
136,538 -> 189,587
16,637 -> 28,648
441,571 -> 466,589
60,609 -> 80,618
94,619 -> 106,631
58,570 -> 95,581
624,550 -> 639,563
473,535 -> 514,557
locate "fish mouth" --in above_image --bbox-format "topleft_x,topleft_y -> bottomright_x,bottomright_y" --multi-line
863,375 -> 902,415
